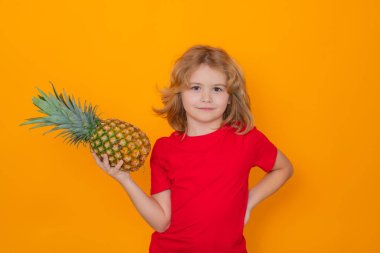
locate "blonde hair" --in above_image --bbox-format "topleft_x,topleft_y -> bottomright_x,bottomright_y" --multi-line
153,44 -> 254,135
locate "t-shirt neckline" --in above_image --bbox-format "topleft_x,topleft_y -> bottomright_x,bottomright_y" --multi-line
171,124 -> 230,145
186,125 -> 227,137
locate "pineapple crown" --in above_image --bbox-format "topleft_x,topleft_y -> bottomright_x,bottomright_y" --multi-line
20,81 -> 101,147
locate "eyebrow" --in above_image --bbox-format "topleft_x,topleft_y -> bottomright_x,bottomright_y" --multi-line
190,82 -> 226,86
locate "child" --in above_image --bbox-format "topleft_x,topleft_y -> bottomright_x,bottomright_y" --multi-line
92,45 -> 294,253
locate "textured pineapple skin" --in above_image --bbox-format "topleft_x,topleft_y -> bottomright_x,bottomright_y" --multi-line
90,119 -> 151,172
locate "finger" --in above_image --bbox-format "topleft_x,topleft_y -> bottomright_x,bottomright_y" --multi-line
102,154 -> 110,168
91,152 -> 100,162
92,152 -> 104,166
114,159 -> 124,170
91,152 -> 105,168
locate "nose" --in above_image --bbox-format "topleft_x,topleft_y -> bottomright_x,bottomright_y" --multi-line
201,89 -> 212,102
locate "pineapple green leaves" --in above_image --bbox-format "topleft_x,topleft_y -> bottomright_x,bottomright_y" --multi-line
20,81 -> 101,147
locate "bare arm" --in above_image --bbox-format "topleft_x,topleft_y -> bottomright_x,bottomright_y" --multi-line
248,149 -> 294,210
118,179 -> 171,233
91,152 -> 170,233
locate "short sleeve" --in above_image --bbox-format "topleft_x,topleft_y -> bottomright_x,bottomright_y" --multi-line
150,138 -> 171,195
248,127 -> 278,173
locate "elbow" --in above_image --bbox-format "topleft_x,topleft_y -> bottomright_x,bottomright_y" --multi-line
287,166 -> 294,178
156,220 -> 171,233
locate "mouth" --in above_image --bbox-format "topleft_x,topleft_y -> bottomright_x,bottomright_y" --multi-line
197,107 -> 215,110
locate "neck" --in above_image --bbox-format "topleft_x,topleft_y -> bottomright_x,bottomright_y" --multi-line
185,119 -> 223,136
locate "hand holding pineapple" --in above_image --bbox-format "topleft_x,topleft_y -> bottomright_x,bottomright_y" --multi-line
92,152 -> 132,183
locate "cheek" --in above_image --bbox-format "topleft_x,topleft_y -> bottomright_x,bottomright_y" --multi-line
180,92 -> 195,109
216,94 -> 230,106
184,91 -> 199,101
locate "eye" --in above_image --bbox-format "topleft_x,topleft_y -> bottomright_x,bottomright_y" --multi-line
213,87 -> 224,92
190,85 -> 200,91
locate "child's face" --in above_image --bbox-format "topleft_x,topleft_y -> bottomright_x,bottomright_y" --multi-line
181,64 -> 230,128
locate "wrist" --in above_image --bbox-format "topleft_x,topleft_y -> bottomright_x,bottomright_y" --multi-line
117,175 -> 133,186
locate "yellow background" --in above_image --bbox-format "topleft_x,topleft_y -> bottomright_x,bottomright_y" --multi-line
1,0 -> 379,252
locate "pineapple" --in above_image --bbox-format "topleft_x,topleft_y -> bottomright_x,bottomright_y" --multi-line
20,82 -> 151,172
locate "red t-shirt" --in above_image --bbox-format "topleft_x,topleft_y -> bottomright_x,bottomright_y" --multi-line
149,124 -> 278,253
